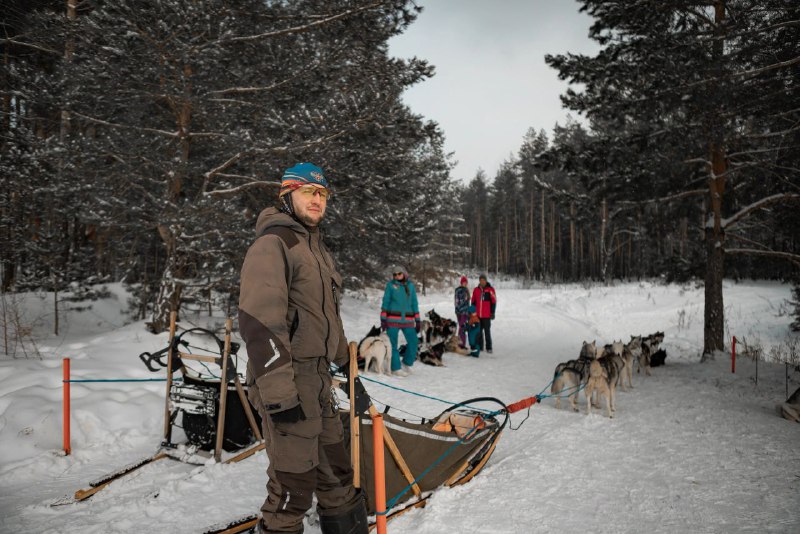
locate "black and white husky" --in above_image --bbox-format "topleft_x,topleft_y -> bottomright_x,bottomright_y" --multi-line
638,331 -> 665,376
419,342 -> 446,367
358,326 -> 391,375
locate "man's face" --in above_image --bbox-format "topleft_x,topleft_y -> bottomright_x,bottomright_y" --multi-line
479,278 -> 487,287
291,185 -> 329,227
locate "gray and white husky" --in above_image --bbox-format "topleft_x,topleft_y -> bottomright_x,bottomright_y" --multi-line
551,358 -> 590,412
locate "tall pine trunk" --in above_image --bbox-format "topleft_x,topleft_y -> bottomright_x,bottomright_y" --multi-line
150,63 -> 193,333
702,1 -> 727,360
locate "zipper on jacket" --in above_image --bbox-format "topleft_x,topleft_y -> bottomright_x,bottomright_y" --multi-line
308,233 -> 331,357
289,310 -> 299,341
332,282 -> 340,316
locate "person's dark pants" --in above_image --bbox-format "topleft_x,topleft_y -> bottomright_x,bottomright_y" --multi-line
250,358 -> 361,532
456,313 -> 469,347
478,318 -> 492,351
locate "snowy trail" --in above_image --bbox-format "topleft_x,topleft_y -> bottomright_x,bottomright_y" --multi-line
1,281 -> 798,533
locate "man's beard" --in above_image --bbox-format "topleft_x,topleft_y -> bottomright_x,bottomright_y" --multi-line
296,209 -> 324,227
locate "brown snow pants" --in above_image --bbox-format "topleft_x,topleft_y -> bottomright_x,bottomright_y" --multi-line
250,358 -> 359,533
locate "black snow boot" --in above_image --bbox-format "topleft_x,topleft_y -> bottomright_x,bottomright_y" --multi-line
319,498 -> 368,534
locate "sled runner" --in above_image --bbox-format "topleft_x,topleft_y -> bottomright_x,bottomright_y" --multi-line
54,313 -> 264,506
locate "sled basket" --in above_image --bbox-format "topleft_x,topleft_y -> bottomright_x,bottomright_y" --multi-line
342,397 -> 507,514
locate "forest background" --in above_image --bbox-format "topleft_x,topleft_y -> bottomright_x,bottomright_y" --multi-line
1,0 -> 798,356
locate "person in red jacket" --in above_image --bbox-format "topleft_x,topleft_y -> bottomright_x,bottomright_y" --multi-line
471,274 -> 497,353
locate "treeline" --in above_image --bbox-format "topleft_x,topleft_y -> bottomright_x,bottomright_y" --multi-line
1,0 -> 461,333
459,0 -> 799,356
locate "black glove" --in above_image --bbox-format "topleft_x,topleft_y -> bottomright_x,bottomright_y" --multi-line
415,319 -> 421,333
270,404 -> 306,424
491,314 -> 495,320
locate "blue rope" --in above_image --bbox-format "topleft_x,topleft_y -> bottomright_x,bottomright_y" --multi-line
359,375 -> 493,414
64,378 -> 183,383
537,382 -> 586,400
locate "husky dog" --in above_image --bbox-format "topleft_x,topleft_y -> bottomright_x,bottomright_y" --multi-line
579,340 -> 597,361
638,341 -> 653,376
418,320 -> 433,347
419,342 -> 446,367
627,335 -> 642,359
646,331 -> 665,352
599,340 -> 630,392
444,335 -> 471,356
358,327 -> 391,375
585,359 -> 613,418
777,386 -> 800,423
426,309 -> 457,345
640,332 -> 664,374
552,358 -> 589,412
619,346 -> 635,389
650,348 -> 667,367
597,353 -> 620,408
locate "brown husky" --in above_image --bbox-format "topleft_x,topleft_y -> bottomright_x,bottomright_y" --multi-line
585,359 -> 613,418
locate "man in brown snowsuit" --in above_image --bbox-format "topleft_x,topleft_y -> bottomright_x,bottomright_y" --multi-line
239,163 -> 367,534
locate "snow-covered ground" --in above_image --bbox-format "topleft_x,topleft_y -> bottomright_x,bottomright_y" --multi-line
1,280 -> 798,533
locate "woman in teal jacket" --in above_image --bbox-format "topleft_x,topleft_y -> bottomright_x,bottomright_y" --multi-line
380,266 -> 419,376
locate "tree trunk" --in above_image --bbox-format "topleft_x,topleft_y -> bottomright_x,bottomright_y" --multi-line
703,143 -> 727,358
600,198 -> 610,284
569,200 -> 577,280
702,0 -> 727,360
529,189 -> 535,279
2,46 -> 10,136
150,224 -> 184,333
540,191 -> 546,277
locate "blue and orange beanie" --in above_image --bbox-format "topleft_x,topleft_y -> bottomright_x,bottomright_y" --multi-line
279,162 -> 330,197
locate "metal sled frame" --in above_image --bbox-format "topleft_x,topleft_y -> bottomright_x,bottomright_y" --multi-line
162,312 -> 263,462
59,313 -> 266,506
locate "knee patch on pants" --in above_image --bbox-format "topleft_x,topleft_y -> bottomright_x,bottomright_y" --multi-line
268,417 -> 323,473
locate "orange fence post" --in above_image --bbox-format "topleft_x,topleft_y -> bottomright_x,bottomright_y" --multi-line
63,357 -> 71,455
731,336 -> 736,374
372,413 -> 387,534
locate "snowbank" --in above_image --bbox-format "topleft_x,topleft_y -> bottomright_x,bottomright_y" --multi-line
1,280 -> 798,533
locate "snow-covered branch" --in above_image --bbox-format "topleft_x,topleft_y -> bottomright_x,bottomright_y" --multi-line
204,180 -> 281,198
613,189 -> 707,211
1,38 -> 61,56
720,193 -> 800,229
206,2 -> 384,47
71,111 -> 178,138
732,55 -> 800,81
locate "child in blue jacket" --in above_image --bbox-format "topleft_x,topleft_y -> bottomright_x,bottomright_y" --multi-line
467,305 -> 481,358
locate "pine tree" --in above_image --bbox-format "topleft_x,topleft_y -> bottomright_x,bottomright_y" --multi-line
546,0 -> 800,357
3,0 -> 457,331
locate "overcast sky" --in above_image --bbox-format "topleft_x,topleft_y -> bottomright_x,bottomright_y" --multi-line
388,0 -> 601,183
